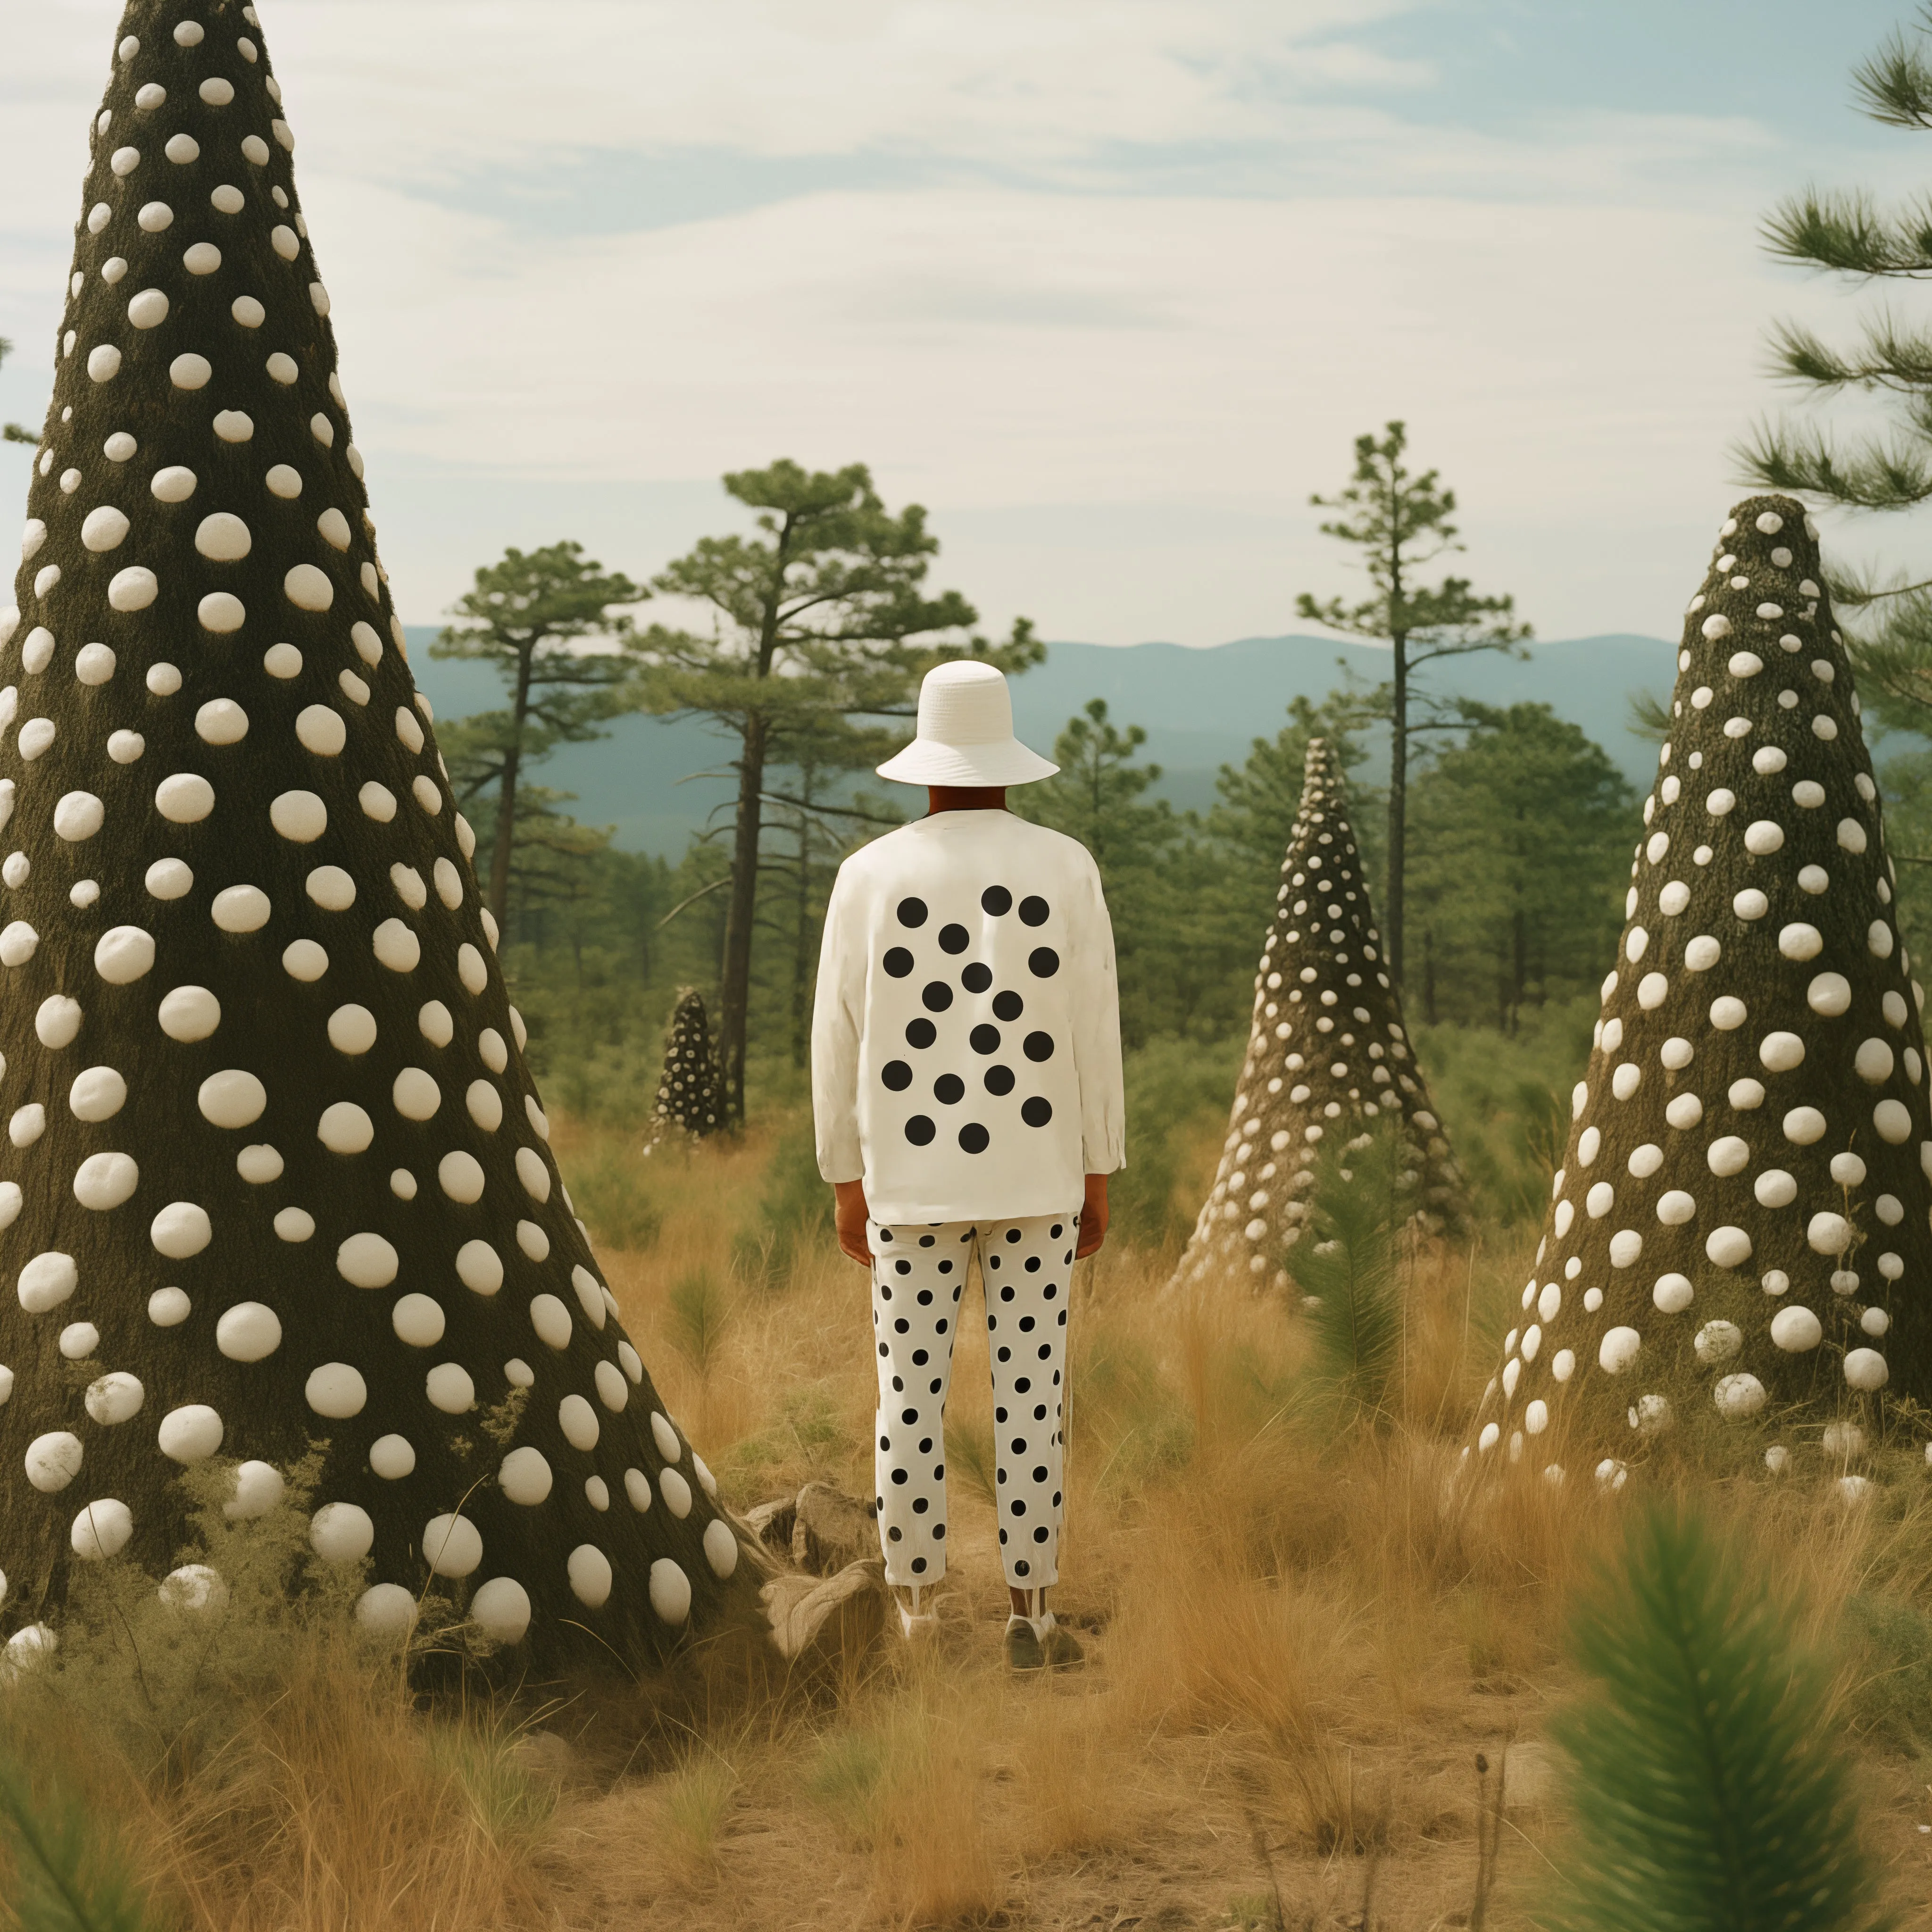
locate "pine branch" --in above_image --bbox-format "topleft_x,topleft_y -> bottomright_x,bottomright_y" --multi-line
1765,314 -> 1932,392
1734,416 -> 1932,509
1762,187 -> 1932,277
655,874 -> 733,930
1853,17 -> 1932,129
1626,689 -> 1672,744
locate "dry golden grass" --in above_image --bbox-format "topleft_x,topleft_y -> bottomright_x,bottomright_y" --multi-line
10,1110 -> 1932,1930
0,1631 -> 556,1932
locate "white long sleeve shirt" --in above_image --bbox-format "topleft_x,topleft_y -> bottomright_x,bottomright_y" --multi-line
812,809 -> 1125,1223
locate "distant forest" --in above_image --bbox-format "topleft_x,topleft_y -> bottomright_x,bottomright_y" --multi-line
402,435 -> 1932,1166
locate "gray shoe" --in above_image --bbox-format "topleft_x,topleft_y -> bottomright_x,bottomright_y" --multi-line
1004,1615 -> 1045,1671
1037,1613 -> 1086,1670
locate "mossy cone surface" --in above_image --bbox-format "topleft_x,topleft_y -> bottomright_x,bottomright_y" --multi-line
1476,496 -> 1932,1480
646,986 -> 722,1147
1171,739 -> 1465,1292
0,0 -> 754,1672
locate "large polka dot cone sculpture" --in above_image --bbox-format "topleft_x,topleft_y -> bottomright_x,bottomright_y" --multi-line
643,987 -> 722,1151
1171,738 -> 1465,1292
0,0 -> 754,1669
1474,495 -> 1932,1477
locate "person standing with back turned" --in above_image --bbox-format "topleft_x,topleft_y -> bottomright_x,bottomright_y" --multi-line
812,660 -> 1125,1672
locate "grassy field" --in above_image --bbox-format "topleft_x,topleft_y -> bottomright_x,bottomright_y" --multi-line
6,1097 -> 1932,1930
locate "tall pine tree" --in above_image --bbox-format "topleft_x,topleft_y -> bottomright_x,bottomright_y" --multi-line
633,463 -> 1038,1123
1295,422 -> 1530,987
432,542 -> 641,931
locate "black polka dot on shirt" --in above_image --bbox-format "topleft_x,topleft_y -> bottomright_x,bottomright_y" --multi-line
969,1024 -> 1001,1055
905,1017 -> 937,1049
1028,947 -> 1060,978
884,947 -> 914,977
922,981 -> 954,1012
1019,895 -> 1050,926
962,962 -> 992,993
992,990 -> 1023,1021
934,1074 -> 965,1105
959,1122 -> 991,1154
1023,1030 -> 1054,1063
898,897 -> 929,928
1022,1096 -> 1054,1128
982,885 -> 1012,915
882,1059 -> 913,1091
905,1115 -> 936,1146
939,923 -> 969,954
985,1065 -> 1016,1096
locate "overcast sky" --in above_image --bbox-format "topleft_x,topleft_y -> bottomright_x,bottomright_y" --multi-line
3,0 -> 1926,647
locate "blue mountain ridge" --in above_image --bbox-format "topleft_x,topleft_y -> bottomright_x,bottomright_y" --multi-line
401,629 -> 1680,858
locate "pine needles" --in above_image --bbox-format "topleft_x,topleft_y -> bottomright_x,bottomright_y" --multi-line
0,1754 -> 158,1932
1544,1504 -> 1889,1932
1291,1124 -> 1405,1424
667,1266 -> 732,1376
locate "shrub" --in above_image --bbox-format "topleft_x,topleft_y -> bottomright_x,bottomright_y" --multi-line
731,1112 -> 833,1289
1108,1035 -> 1246,1252
562,1143 -> 665,1253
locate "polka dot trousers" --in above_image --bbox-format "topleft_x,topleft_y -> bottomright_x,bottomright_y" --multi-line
869,1213 -> 1076,1591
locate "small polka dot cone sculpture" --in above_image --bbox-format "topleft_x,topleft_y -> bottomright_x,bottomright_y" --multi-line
1171,738 -> 1465,1291
644,987 -> 722,1149
1474,496 -> 1932,1476
0,0 -> 752,1668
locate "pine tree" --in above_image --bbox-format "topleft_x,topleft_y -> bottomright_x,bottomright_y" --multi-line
1740,4 -> 1932,735
0,0 -> 755,1672
432,542 -> 642,931
1406,702 -> 1635,1031
1295,421 -> 1530,986
633,463 -> 1039,1124
752,716 -> 902,1072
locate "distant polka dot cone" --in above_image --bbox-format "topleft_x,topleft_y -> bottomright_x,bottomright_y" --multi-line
643,987 -> 721,1151
0,0 -> 749,1667
1474,496 -> 1932,1476
1172,739 -> 1464,1290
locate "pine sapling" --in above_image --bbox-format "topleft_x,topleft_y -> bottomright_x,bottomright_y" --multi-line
1292,1123 -> 1406,1424
1543,1503 -> 1890,1932
0,1754 -> 158,1932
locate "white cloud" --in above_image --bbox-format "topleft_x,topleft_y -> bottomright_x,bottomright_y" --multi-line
280,174 -> 1834,646
260,0 -> 1429,175
0,0 -> 1913,663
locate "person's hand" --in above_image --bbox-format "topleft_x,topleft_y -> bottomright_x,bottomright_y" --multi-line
1075,1172 -> 1109,1259
834,1179 -> 873,1266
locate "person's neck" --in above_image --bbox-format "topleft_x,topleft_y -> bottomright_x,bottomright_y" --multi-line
926,786 -> 1008,815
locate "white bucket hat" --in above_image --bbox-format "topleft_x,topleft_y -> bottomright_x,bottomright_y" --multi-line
875,660 -> 1058,788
